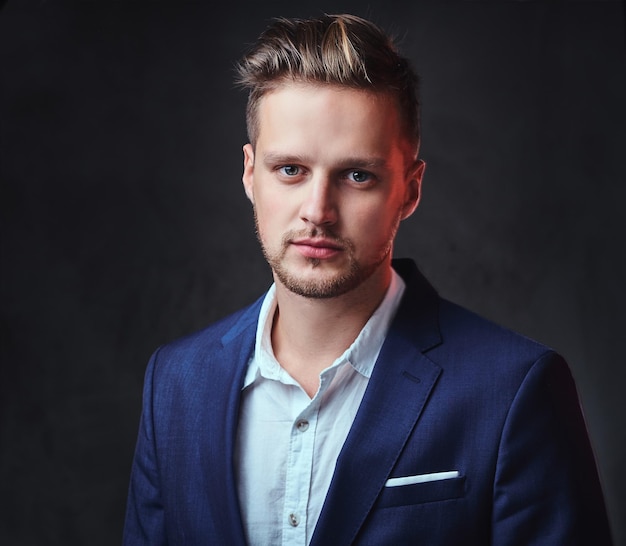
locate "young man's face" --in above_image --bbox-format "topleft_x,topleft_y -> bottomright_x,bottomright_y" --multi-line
242,83 -> 424,299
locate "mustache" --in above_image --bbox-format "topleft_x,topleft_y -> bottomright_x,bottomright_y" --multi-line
282,227 -> 347,245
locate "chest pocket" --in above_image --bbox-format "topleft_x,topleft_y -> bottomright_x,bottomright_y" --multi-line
376,474 -> 466,508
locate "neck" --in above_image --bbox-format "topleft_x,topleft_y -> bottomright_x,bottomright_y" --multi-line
270,261 -> 392,396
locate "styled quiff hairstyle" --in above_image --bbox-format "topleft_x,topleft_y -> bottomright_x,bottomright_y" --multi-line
235,14 -> 421,156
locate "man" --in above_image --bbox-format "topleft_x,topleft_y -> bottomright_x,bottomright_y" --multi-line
123,14 -> 612,545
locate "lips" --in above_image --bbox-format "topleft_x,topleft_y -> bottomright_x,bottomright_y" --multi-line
290,237 -> 343,259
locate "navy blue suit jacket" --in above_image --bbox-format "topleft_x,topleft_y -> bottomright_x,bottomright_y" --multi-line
123,259 -> 612,545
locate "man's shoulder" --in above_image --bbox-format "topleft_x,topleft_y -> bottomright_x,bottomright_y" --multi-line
432,296 -> 560,375
394,258 -> 553,362
440,298 -> 546,347
152,294 -> 265,364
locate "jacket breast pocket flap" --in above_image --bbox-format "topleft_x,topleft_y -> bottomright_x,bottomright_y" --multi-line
376,473 -> 466,508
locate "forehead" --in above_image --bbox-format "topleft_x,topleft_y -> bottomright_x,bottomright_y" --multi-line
257,82 -> 398,121
255,83 -> 411,160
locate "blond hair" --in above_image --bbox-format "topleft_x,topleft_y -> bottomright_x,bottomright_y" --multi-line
235,14 -> 421,154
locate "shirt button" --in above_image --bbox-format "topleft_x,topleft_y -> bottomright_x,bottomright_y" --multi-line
296,419 -> 309,432
288,512 -> 300,527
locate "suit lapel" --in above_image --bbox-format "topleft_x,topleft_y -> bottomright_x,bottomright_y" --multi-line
311,259 -> 443,546
196,300 -> 261,545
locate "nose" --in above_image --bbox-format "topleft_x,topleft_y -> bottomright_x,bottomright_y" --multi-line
299,175 -> 338,227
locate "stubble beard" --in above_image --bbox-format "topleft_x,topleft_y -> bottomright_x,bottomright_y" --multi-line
253,210 -> 402,299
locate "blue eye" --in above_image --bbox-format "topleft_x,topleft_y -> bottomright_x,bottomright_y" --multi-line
280,165 -> 300,176
348,170 -> 371,183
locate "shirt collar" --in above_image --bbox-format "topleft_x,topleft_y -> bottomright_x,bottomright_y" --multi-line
242,270 -> 406,390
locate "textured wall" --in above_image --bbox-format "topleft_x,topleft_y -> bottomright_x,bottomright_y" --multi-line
1,2 -> 624,544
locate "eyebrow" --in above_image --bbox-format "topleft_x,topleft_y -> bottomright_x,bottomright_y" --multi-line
261,152 -> 389,170
262,152 -> 307,167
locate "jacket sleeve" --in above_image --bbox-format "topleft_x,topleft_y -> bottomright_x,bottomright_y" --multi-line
122,350 -> 168,546
492,351 -> 613,545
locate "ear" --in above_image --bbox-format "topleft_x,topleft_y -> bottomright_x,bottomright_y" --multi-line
401,159 -> 426,220
242,143 -> 255,204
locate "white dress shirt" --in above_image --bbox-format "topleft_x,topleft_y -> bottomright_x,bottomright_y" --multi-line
235,271 -> 406,546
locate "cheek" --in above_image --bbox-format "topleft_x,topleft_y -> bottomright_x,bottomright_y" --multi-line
254,191 -> 292,237
255,185 -> 294,218
350,200 -> 400,233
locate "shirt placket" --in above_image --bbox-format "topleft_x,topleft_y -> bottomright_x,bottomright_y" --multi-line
282,398 -> 320,546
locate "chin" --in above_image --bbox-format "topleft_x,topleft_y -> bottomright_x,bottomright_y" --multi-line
274,259 -> 381,300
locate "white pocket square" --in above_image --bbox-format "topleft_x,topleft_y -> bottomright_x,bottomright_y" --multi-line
385,470 -> 459,487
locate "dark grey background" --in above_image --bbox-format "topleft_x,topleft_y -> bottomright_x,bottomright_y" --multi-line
1,1 -> 624,544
